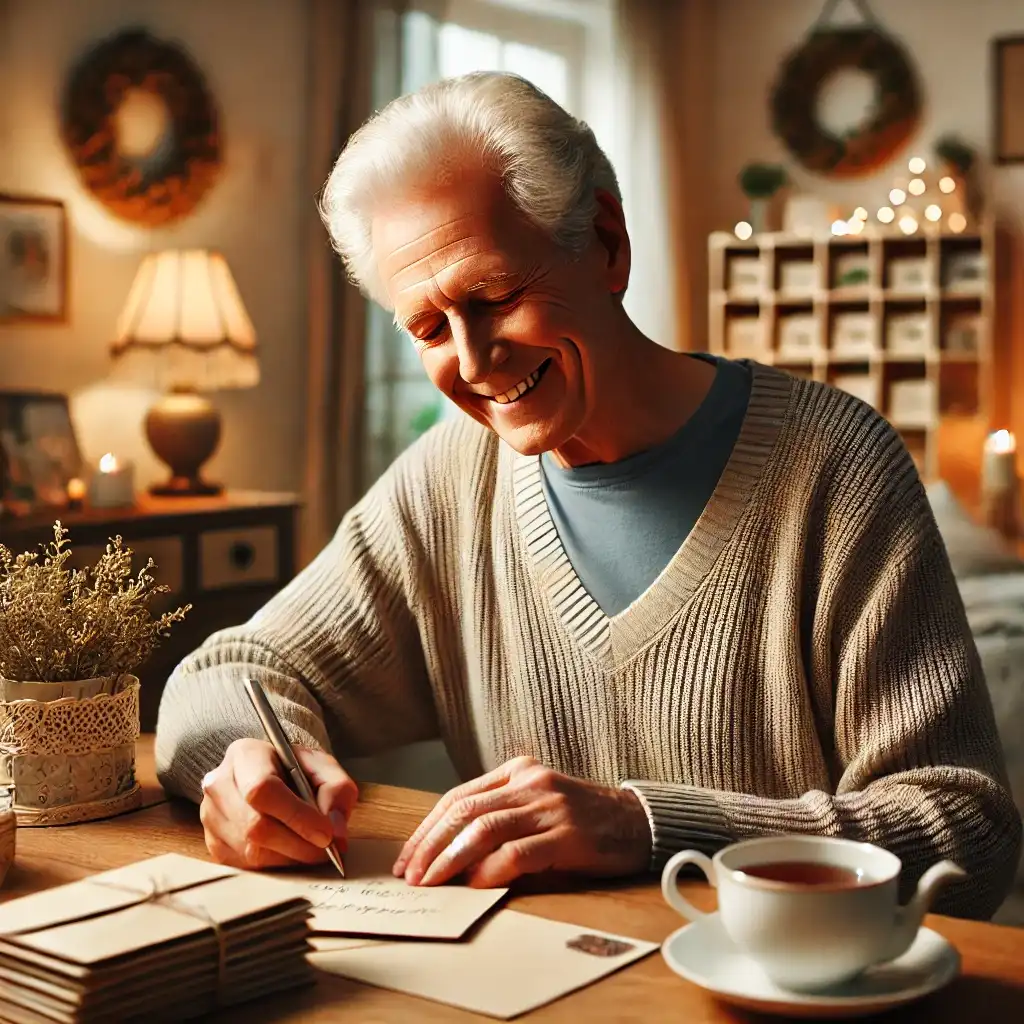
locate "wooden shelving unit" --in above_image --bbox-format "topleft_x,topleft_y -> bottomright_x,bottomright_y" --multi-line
708,224 -> 995,487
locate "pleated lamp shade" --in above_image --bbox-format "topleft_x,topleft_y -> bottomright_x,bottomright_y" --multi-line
111,250 -> 259,391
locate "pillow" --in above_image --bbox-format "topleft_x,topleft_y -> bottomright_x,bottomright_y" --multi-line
926,481 -> 1024,580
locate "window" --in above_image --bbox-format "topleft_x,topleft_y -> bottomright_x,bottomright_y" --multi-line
361,0 -> 592,491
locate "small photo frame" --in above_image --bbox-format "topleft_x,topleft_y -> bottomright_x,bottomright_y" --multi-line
0,391 -> 83,509
0,193 -> 68,324
994,36 -> 1024,164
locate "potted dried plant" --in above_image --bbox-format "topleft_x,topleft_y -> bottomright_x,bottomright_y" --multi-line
0,523 -> 189,826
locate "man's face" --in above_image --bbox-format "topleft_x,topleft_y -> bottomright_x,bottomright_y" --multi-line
373,168 -> 623,456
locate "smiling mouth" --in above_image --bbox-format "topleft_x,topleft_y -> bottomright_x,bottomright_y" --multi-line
490,359 -> 552,405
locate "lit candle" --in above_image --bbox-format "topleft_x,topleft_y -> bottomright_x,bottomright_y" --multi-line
66,477 -> 86,511
981,430 -> 1019,537
88,453 -> 135,509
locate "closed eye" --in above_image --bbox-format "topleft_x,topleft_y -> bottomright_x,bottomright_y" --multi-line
475,287 -> 525,310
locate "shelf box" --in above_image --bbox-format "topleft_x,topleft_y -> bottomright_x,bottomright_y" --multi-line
832,312 -> 876,358
942,250 -> 987,294
778,261 -> 820,297
728,256 -> 766,298
889,379 -> 935,428
833,373 -> 878,408
887,257 -> 932,294
726,316 -> 766,357
886,312 -> 932,357
943,311 -> 982,355
777,313 -> 819,359
832,251 -> 872,290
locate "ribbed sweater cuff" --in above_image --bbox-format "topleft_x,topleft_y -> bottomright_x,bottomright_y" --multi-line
621,781 -> 735,871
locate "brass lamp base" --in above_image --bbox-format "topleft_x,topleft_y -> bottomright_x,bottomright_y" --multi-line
144,389 -> 223,497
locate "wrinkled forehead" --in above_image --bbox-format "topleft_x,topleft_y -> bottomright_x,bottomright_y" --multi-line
372,176 -> 542,307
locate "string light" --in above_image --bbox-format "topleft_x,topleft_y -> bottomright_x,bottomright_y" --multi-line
877,206 -> 895,224
948,212 -> 967,233
908,156 -> 926,174
847,217 -> 865,235
853,207 -> 868,220
735,221 -> 753,240
908,178 -> 926,196
939,176 -> 956,194
889,188 -> 907,205
831,219 -> 849,236
924,204 -> 942,222
898,213 -> 918,235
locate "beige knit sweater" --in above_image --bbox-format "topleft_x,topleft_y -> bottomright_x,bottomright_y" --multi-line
155,364 -> 1022,919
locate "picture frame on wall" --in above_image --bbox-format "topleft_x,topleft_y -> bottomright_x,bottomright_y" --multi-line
994,35 -> 1024,164
0,391 -> 83,511
0,193 -> 69,324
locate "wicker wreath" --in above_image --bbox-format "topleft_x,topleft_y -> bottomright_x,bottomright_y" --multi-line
61,29 -> 221,226
770,27 -> 921,178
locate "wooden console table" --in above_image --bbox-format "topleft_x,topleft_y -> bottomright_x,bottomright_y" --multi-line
3,737 -> 1024,1022
0,492 -> 301,730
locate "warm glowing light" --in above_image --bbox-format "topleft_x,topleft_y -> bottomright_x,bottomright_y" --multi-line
939,176 -> 956,193
898,214 -> 918,235
734,221 -> 753,240
66,477 -> 87,501
99,453 -> 119,473
847,217 -> 865,235
852,207 -> 868,220
948,212 -> 967,233
831,219 -> 849,236
924,204 -> 942,222
889,188 -> 907,205
908,156 -> 926,174
908,178 -> 926,196
877,206 -> 895,224
987,429 -> 1017,455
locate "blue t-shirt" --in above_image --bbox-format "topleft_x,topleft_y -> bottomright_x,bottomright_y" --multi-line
540,356 -> 752,616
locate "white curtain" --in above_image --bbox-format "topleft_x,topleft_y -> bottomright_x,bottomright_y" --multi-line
609,0 -> 715,352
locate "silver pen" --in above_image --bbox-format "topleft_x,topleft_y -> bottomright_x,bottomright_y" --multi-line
242,676 -> 346,878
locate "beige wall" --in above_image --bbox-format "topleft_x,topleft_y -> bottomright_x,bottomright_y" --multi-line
706,0 -> 1024,463
0,0 -> 310,492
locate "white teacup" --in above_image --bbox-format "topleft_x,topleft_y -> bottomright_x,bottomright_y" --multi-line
661,835 -> 965,992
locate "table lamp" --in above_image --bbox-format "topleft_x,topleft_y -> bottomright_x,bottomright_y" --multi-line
110,249 -> 259,496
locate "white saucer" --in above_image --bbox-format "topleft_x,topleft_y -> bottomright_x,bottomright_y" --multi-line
662,913 -> 960,1019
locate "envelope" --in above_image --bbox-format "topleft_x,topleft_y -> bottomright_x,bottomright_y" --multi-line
309,909 -> 659,1019
273,838 -> 509,939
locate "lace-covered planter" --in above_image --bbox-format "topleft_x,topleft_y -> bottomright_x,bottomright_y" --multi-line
0,676 -> 142,826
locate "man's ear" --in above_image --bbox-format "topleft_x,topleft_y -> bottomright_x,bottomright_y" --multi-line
592,189 -> 631,297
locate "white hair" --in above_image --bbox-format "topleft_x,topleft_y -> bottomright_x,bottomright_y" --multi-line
318,71 -> 621,308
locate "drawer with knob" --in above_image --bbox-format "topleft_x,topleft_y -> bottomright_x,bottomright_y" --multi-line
199,525 -> 280,591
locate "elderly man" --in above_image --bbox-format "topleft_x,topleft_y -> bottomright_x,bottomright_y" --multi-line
156,72 -> 1021,918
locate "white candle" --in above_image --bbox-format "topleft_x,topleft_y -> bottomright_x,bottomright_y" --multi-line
88,452 -> 135,508
982,430 -> 1018,495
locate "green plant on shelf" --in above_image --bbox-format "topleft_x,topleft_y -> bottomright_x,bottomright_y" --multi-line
738,162 -> 788,199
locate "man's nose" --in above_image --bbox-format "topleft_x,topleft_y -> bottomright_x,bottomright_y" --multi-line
453,321 -> 509,385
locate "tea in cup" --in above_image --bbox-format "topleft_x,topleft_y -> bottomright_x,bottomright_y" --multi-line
661,835 -> 965,992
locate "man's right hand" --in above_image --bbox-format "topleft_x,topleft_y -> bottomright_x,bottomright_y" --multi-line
199,737 -> 358,870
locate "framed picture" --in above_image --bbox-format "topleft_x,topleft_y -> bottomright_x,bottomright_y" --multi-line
0,391 -> 83,509
994,36 -> 1024,164
0,194 -> 68,323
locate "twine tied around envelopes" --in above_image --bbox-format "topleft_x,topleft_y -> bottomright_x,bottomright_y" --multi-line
1,873 -> 229,1004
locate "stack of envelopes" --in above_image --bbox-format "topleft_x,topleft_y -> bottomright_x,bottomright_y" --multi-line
0,853 -> 313,1023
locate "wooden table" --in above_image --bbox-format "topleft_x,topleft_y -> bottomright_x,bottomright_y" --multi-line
4,738 -> 1024,1022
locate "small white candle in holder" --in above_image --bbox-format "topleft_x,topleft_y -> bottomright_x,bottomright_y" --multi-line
981,430 -> 1019,537
88,452 -> 135,509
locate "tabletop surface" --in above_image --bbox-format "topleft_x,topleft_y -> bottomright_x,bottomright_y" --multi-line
4,737 -> 1024,1022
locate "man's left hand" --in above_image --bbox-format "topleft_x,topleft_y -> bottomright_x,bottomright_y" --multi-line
392,756 -> 652,888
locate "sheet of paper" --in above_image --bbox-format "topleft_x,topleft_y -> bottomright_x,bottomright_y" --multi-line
309,908 -> 658,1019
274,838 -> 508,939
